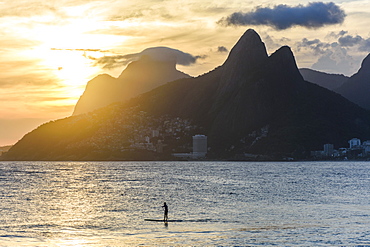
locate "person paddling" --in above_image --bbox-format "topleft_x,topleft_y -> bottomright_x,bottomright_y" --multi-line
162,202 -> 168,222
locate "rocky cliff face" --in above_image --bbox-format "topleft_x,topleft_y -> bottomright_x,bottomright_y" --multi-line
73,56 -> 190,115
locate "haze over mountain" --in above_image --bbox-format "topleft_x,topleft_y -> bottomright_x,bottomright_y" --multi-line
3,29 -> 370,161
299,68 -> 348,91
299,54 -> 370,110
335,54 -> 370,110
73,55 -> 190,115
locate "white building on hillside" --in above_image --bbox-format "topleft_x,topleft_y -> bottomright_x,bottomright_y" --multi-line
323,144 -> 334,156
193,135 -> 207,158
349,138 -> 361,148
363,140 -> 370,155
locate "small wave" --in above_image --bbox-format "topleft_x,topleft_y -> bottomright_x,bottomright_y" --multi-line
0,234 -> 30,238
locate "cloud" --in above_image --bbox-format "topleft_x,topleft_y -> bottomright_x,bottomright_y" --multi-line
51,48 -> 109,52
93,47 -> 204,69
0,60 -> 60,88
359,40 -> 370,52
0,1 -> 62,18
338,35 -> 370,52
295,32 -> 370,75
217,46 -> 228,53
311,48 -> 355,75
296,38 -> 333,55
218,2 -> 346,30
328,30 -> 348,39
297,31 -> 370,53
338,35 -> 363,47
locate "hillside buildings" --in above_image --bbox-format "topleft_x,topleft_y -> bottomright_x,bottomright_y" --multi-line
323,144 -> 334,157
349,138 -> 361,148
172,134 -> 208,159
312,138 -> 370,159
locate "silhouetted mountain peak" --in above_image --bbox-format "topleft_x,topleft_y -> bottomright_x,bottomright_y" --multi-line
73,55 -> 190,115
267,46 -> 304,86
234,29 -> 265,51
218,29 -> 268,94
222,29 -> 268,69
270,46 -> 294,63
358,53 -> 370,75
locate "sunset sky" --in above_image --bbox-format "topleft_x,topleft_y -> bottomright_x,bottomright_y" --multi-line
1,0 -> 370,146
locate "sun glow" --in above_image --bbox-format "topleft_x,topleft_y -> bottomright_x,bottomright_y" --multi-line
20,17 -> 120,99
48,49 -> 100,86
25,46 -> 102,101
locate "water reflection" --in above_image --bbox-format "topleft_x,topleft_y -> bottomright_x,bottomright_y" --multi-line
1,162 -> 128,245
31,163 -> 102,230
2,161 -> 370,246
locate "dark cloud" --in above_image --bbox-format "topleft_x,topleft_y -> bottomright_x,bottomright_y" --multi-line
217,46 -> 228,53
328,30 -> 348,38
297,32 -> 370,54
338,35 -> 363,47
218,2 -> 346,30
93,47 -> 204,69
296,38 -> 333,55
337,35 -> 370,51
295,32 -> 370,75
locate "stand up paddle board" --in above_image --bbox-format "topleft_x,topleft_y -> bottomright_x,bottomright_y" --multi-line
144,219 -> 183,222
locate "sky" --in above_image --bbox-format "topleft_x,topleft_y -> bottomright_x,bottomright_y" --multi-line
1,0 -> 370,146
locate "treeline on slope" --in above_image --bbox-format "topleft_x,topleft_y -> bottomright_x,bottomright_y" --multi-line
2,103 -> 201,160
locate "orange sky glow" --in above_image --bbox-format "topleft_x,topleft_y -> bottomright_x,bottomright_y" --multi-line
1,0 -> 370,146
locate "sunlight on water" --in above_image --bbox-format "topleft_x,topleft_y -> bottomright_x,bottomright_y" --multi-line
1,161 -> 370,246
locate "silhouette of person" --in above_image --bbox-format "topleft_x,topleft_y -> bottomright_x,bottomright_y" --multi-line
162,202 -> 168,222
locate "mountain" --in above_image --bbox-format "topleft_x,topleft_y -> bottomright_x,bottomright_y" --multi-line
299,54 -> 370,111
130,32 -> 370,157
299,68 -> 348,91
0,145 -> 12,155
3,29 -> 370,161
73,55 -> 190,115
335,54 -> 370,110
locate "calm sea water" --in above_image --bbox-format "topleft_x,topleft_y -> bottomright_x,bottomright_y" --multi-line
1,161 -> 370,246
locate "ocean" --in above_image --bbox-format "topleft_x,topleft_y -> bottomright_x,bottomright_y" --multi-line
1,161 -> 370,246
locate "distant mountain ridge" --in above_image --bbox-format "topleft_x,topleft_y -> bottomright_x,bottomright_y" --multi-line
73,55 -> 190,115
335,54 -> 370,110
299,68 -> 348,91
299,54 -> 370,110
3,29 -> 370,161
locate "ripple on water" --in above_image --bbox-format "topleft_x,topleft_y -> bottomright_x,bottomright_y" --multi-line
1,161 -> 370,246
